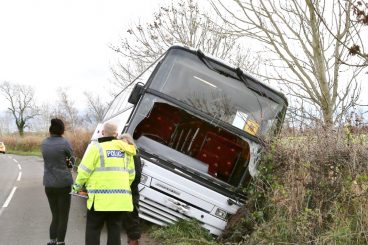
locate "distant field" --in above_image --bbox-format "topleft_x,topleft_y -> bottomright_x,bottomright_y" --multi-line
1,134 -> 43,153
1,130 -> 92,159
280,133 -> 368,146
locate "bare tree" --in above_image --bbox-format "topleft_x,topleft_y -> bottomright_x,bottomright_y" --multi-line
84,91 -> 108,126
110,0 -> 259,89
347,0 -> 368,62
28,103 -> 56,134
0,81 -> 39,136
56,88 -> 80,133
211,0 -> 366,126
314,0 -> 368,65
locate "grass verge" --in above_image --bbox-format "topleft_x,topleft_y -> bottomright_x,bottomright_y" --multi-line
6,150 -> 42,157
150,219 -> 218,245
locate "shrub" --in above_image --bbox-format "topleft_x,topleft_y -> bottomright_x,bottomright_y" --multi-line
64,129 -> 92,160
220,128 -> 368,244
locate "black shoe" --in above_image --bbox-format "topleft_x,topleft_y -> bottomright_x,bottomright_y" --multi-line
47,241 -> 56,245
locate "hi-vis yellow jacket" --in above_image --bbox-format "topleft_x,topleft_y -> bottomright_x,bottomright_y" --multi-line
74,139 -> 136,211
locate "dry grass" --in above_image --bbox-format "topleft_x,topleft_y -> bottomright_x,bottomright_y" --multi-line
221,128 -> 368,244
64,129 -> 93,160
1,129 -> 92,160
2,134 -> 43,153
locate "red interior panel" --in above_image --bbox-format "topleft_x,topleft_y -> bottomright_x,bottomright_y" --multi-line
134,102 -> 249,184
196,132 -> 242,181
134,103 -> 181,144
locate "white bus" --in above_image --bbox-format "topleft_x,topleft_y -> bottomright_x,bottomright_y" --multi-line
97,45 -> 288,235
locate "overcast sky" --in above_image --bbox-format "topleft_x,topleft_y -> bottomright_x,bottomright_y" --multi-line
0,0 -> 166,111
1,0 -> 367,116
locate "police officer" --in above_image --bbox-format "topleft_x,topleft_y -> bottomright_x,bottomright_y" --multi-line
72,122 -> 136,245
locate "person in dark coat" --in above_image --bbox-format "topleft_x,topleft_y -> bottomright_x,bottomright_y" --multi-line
42,118 -> 74,245
119,133 -> 142,245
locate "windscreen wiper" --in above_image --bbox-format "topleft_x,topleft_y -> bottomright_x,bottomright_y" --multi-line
196,49 -> 277,105
236,66 -> 279,105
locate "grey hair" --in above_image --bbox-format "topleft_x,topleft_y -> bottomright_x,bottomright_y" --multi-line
119,133 -> 136,147
102,121 -> 118,137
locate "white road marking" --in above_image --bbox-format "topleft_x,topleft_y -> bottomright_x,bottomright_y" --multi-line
0,157 -> 22,216
2,186 -> 17,208
17,172 -> 22,181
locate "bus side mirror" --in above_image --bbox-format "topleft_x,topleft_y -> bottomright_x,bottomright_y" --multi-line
128,83 -> 145,105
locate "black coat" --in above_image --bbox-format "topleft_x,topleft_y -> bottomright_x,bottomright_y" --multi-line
42,136 -> 74,187
131,154 -> 142,199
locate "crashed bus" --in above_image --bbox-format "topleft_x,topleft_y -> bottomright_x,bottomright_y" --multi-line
93,45 -> 288,235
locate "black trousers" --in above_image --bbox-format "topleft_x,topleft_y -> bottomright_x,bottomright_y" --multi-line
45,186 -> 71,242
122,196 -> 141,240
86,208 -> 124,245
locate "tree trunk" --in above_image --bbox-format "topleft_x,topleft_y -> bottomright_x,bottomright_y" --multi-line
18,126 -> 24,136
17,120 -> 25,136
322,105 -> 333,128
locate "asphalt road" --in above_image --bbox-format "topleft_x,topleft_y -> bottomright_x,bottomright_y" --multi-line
0,154 -> 131,245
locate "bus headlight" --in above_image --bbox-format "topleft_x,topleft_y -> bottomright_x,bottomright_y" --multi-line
215,208 -> 228,220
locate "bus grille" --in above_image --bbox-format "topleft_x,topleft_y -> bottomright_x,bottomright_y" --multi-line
139,196 -> 189,226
